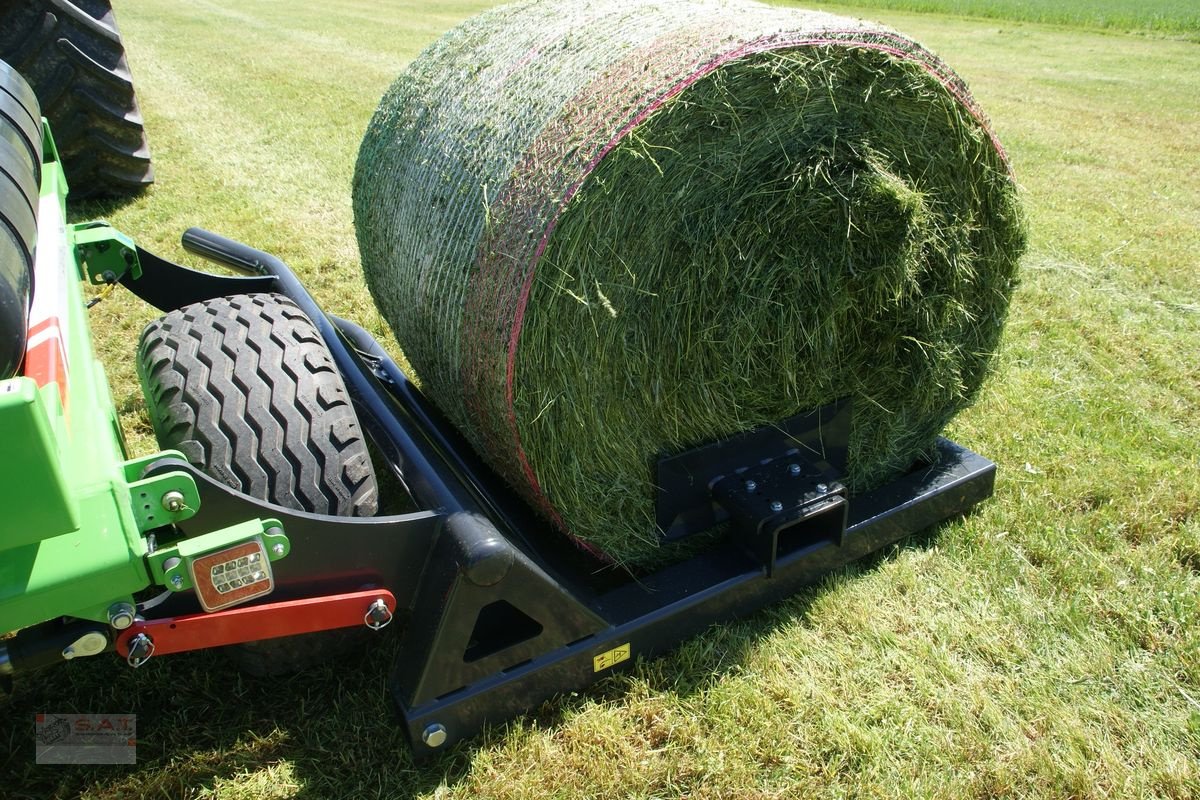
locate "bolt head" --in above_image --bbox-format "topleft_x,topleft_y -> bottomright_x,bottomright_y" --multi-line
744,480 -> 758,492
272,542 -> 285,557
171,575 -> 184,590
108,602 -> 135,630
816,483 -> 829,493
422,723 -> 448,748
62,646 -> 76,660
769,500 -> 783,512
162,491 -> 186,513
789,463 -> 802,476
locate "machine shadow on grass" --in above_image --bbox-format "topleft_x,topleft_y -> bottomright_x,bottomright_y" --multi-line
68,193 -> 148,225
0,512 -> 968,799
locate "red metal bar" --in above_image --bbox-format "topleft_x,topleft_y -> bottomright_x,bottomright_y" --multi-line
25,190 -> 73,414
115,589 -> 396,657
24,315 -> 68,407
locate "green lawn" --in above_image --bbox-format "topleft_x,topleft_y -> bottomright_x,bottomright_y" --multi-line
3,0 -> 1199,797
806,0 -> 1200,37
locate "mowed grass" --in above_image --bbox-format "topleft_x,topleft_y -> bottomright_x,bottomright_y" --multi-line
2,0 -> 1199,797
802,0 -> 1200,37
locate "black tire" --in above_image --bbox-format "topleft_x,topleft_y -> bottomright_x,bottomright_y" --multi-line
138,293 -> 380,675
0,0 -> 152,197
0,60 -> 39,379
138,293 -> 379,517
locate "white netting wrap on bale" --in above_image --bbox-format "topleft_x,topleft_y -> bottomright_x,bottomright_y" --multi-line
353,0 -> 1024,566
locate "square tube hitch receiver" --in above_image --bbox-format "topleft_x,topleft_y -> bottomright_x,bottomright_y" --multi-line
657,398 -> 852,575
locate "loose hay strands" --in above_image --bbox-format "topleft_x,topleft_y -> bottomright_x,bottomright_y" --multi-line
354,0 -> 1025,567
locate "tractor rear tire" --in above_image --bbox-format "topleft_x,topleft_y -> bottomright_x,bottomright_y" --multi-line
0,60 -> 40,379
138,293 -> 379,675
0,0 -> 153,197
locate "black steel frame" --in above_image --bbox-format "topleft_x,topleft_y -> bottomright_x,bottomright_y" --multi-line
122,229 -> 997,756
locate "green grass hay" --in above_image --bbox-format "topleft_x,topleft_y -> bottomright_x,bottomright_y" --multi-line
354,0 -> 1025,566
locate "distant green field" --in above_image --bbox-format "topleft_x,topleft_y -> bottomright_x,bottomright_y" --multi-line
812,0 -> 1200,36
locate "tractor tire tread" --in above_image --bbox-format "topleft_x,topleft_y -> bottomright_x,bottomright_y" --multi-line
0,61 -> 37,379
0,0 -> 152,197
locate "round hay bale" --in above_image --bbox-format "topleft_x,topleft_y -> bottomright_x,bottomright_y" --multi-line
353,0 -> 1025,566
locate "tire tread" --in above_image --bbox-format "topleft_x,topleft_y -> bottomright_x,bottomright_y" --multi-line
137,293 -> 378,519
137,294 -> 380,676
0,0 -> 152,196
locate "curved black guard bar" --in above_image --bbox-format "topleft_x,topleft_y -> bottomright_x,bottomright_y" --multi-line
179,227 -> 480,519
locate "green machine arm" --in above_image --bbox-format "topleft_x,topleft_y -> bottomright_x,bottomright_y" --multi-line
0,113 -> 282,676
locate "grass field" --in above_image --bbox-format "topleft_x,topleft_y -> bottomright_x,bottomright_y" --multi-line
796,0 -> 1200,37
3,0 -> 1199,797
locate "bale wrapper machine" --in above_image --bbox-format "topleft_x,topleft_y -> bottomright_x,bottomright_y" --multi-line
0,62 -> 996,757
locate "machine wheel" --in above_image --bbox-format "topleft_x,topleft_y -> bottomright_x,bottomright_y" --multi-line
138,293 -> 380,675
0,0 -> 153,197
138,293 -> 378,517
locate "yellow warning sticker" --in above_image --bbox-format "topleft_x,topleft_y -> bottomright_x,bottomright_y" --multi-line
593,643 -> 631,673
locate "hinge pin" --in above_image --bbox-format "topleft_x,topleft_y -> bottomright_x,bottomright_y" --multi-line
161,491 -> 186,512
107,602 -> 135,630
364,598 -> 393,631
126,633 -> 155,668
